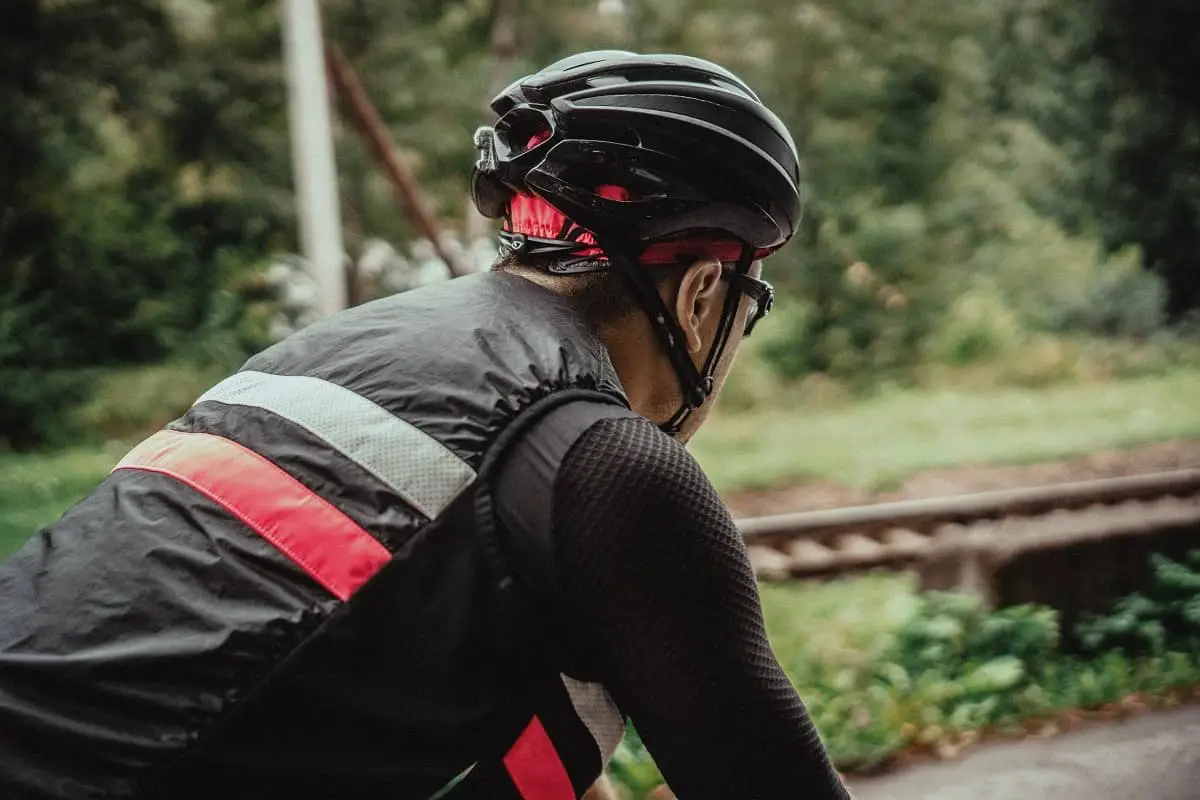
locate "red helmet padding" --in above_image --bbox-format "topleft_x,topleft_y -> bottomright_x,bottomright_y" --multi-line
503,133 -> 766,265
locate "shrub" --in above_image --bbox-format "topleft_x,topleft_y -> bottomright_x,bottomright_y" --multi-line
0,368 -> 95,452
761,257 -> 936,387
922,284 -> 1024,367
1076,551 -> 1200,658
1036,247 -> 1168,339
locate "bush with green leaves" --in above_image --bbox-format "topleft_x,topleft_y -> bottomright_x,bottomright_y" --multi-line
1076,551 -> 1200,658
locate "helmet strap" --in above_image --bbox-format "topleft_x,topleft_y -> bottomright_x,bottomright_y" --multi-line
659,242 -> 754,435
594,236 -> 755,437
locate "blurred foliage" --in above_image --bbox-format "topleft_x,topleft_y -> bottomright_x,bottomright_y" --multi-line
1077,551 -> 1200,658
4,0 -> 1200,450
0,0 -> 286,448
609,554 -> 1200,797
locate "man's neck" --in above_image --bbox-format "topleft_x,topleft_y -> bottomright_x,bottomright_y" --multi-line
598,322 -> 677,426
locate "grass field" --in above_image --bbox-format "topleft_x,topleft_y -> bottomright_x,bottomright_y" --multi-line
4,367 -> 1200,559
691,366 -> 1200,491
0,439 -> 134,557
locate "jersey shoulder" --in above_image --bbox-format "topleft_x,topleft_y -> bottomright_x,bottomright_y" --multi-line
559,413 -> 717,512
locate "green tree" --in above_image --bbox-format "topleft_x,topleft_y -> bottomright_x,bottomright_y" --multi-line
0,0 -> 287,449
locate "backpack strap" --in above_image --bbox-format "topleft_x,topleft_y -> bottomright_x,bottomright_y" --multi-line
472,389 -> 637,658
460,390 -> 638,798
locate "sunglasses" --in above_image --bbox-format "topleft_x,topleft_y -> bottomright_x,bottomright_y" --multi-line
722,269 -> 775,337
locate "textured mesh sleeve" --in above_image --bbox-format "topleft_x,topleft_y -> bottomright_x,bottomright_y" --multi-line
550,415 -> 851,800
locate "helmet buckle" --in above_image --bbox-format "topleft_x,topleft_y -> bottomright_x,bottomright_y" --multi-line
473,126 -> 499,174
504,232 -> 528,253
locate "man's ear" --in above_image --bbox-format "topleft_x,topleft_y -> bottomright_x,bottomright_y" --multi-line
672,258 -> 724,355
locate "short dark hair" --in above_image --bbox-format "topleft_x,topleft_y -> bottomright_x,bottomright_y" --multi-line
491,251 -> 678,328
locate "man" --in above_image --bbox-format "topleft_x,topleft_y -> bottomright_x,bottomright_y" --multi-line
0,51 -> 851,799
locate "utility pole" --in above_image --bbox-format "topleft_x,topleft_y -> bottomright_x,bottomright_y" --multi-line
464,0 -> 519,247
282,0 -> 347,317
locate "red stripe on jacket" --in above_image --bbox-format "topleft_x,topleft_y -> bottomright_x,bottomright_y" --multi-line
114,429 -> 391,601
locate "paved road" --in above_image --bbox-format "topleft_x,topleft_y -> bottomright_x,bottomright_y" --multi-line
847,707 -> 1200,800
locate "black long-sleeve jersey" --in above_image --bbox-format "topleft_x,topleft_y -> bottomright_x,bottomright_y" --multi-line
495,410 -> 850,799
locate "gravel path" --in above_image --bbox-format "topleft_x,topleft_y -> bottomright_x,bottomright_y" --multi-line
847,706 -> 1200,800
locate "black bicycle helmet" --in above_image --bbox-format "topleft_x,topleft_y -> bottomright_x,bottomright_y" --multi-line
471,50 -> 803,433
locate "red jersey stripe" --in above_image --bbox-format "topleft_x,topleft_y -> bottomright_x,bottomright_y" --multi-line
113,429 -> 391,601
503,716 -> 576,800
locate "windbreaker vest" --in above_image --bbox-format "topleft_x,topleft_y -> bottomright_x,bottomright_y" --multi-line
0,273 -> 632,800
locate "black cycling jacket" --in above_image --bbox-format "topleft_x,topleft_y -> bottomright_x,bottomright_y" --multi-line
0,270 -> 849,800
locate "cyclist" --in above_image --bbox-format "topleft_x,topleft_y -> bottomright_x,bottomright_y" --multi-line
0,50 -> 851,799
